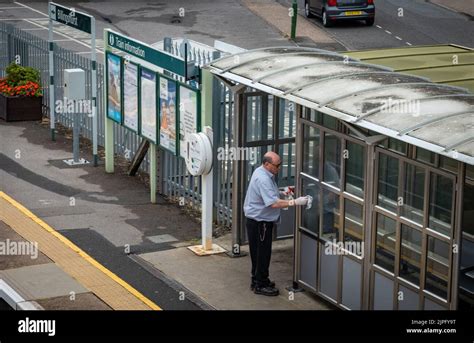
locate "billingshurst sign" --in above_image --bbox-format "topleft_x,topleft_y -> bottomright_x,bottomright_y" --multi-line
48,2 -> 99,165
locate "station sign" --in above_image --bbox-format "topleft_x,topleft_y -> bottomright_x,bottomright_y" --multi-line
49,2 -> 92,34
106,30 -> 197,79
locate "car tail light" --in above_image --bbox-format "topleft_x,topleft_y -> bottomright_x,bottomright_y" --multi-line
367,0 -> 374,4
328,0 -> 337,6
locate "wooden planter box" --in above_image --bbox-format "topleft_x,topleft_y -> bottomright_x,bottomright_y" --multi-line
0,93 -> 43,122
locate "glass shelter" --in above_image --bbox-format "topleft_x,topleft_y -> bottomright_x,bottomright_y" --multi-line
206,45 -> 474,310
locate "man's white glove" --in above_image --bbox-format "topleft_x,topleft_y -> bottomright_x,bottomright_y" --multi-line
294,196 -> 309,206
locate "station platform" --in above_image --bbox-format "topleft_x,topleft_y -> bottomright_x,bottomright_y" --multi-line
0,191 -> 160,311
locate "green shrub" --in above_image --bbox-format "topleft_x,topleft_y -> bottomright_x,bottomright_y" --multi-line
5,63 -> 41,86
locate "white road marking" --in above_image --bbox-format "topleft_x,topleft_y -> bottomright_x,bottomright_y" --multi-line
12,1 -> 104,55
24,18 -> 104,55
0,18 -> 41,21
385,30 -> 392,35
13,1 -> 49,17
22,27 -> 47,31
376,25 -> 382,29
406,42 -> 412,46
395,36 -> 403,41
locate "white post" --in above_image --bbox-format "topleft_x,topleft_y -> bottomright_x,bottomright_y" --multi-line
202,167 -> 213,250
91,17 -> 98,166
48,5 -> 55,141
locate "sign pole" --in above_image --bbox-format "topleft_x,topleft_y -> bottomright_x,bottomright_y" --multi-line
104,30 -> 114,173
91,17 -> 98,166
150,143 -> 157,204
187,69 -> 225,256
48,2 -> 55,141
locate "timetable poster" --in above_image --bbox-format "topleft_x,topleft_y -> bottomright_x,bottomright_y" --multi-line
140,69 -> 157,143
123,62 -> 139,132
159,78 -> 177,155
179,86 -> 198,158
107,53 -> 122,123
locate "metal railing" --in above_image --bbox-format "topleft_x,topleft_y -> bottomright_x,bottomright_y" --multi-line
0,22 -> 235,228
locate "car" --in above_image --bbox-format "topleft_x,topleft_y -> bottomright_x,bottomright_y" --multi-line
304,0 -> 375,27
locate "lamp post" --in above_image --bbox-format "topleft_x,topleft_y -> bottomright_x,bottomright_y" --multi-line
291,0 -> 298,40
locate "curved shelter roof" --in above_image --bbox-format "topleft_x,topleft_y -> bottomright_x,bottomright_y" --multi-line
205,46 -> 474,165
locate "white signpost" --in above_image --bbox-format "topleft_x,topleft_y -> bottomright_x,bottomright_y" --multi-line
185,128 -> 225,256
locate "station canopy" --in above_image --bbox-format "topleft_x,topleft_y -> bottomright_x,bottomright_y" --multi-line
205,46 -> 474,165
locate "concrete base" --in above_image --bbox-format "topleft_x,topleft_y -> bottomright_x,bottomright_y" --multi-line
187,244 -> 226,256
63,158 -> 90,166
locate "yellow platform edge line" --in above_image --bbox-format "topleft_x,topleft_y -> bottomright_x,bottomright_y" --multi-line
0,191 -> 162,311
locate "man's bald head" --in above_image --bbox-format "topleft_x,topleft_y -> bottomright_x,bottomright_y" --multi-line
262,151 -> 281,175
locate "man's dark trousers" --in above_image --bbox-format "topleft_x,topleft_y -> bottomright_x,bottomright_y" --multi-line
246,217 -> 273,287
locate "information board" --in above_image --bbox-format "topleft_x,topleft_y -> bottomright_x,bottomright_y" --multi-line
159,77 -> 177,155
123,62 -> 139,132
106,53 -> 122,124
140,68 -> 157,143
179,86 -> 199,158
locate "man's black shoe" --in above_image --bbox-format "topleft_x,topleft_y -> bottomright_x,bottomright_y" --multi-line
250,280 -> 275,290
254,286 -> 279,296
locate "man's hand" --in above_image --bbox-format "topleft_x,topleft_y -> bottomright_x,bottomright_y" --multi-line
294,196 -> 309,206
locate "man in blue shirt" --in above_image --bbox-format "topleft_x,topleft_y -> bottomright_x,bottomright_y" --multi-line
244,151 -> 309,296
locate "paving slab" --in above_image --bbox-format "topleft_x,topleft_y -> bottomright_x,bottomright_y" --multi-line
0,263 -> 89,301
36,292 -> 112,310
0,221 -> 52,270
139,233 -> 331,310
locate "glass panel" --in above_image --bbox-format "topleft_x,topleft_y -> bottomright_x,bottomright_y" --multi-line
439,156 -> 458,174
267,96 -> 274,140
367,96 -> 474,132
388,138 -> 407,155
462,182 -> 474,237
429,173 -> 453,237
425,236 -> 449,299
467,164 -> 474,182
301,178 -> 320,235
400,225 -> 422,286
375,214 -> 396,273
278,143 -> 295,187
416,147 -> 436,165
345,142 -> 365,198
413,112 -> 474,150
343,199 -> 363,255
322,113 -> 337,130
323,133 -> 341,189
401,164 -> 425,225
322,191 -> 340,241
329,83 -> 466,118
302,125 -> 320,179
304,108 -> 323,124
246,95 -> 272,142
377,153 -> 399,213
279,99 -> 296,138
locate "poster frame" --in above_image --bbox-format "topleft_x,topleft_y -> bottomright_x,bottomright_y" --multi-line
105,51 -> 123,124
122,60 -> 140,134
138,66 -> 158,145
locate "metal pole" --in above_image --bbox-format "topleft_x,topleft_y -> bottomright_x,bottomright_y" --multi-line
291,0 -> 298,40
202,169 -> 213,250
91,17 -> 98,166
201,69 -> 214,250
150,143 -> 157,203
104,29 -> 114,173
73,104 -> 80,163
48,3 -> 55,141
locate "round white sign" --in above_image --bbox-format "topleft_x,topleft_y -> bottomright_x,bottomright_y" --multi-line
184,132 -> 212,176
